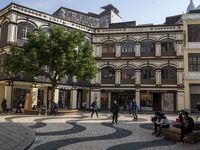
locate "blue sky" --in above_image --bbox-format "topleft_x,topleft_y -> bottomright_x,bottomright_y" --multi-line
0,0 -> 199,24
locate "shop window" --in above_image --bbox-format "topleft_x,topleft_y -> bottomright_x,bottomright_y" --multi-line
161,39 -> 175,52
13,88 -> 30,108
0,21 -> 9,46
161,67 -> 177,79
101,67 -> 115,79
121,40 -> 135,53
121,67 -> 135,79
141,66 -> 155,79
141,93 -> 153,111
188,24 -> 200,42
101,93 -> 109,109
141,40 -> 155,52
102,41 -> 115,53
188,53 -> 200,71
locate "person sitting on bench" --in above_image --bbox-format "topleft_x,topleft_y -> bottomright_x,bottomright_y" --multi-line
177,111 -> 195,144
39,103 -> 47,115
154,112 -> 170,137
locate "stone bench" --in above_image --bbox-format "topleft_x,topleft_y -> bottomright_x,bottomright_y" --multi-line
162,122 -> 200,143
25,109 -> 78,115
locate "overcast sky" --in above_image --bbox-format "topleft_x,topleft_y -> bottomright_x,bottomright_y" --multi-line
0,0 -> 199,25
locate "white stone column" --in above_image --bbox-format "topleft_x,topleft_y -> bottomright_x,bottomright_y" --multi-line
176,40 -> 183,56
70,88 -> 77,109
8,24 -> 17,43
91,89 -> 101,108
54,87 -> 59,103
177,70 -> 183,85
4,80 -> 13,109
115,43 -> 121,57
135,69 -> 141,85
135,89 -> 140,110
98,69 -> 101,84
31,84 -> 38,108
177,90 -> 185,111
115,70 -> 121,85
156,69 -> 161,85
135,43 -> 141,57
155,42 -> 161,57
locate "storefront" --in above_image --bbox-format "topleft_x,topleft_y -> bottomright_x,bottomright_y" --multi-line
59,87 -> 70,109
101,90 -> 135,110
13,88 -> 30,108
140,90 -> 176,111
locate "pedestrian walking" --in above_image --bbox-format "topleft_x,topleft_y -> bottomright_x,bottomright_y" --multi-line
91,97 -> 99,118
111,100 -> 119,124
154,112 -> 170,137
177,111 -> 195,144
128,100 -> 132,114
132,99 -> 139,121
1,98 -> 7,114
195,102 -> 200,121
15,100 -> 22,113
123,101 -> 127,113
52,102 -> 58,116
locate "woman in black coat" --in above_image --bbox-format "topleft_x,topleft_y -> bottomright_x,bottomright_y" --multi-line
111,100 -> 119,124
1,98 -> 7,114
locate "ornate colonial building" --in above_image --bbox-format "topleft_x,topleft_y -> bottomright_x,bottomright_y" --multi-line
0,1 -> 199,112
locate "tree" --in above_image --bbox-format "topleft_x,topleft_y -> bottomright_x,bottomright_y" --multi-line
2,25 -> 98,111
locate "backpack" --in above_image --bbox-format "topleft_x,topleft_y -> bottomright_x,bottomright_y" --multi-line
91,101 -> 95,108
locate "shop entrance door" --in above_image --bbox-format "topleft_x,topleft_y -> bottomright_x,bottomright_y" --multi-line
153,93 -> 161,111
59,90 -> 70,109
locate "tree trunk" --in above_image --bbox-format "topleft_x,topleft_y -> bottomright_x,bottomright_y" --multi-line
50,81 -> 56,114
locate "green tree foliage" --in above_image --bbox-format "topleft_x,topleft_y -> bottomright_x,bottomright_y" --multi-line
3,25 -> 98,109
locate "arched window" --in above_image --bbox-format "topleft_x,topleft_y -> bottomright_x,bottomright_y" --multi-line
161,67 -> 177,79
102,41 -> 115,53
121,67 -> 135,79
17,22 -> 36,46
121,40 -> 135,53
0,21 -> 9,46
121,40 -> 135,57
121,67 -> 135,84
17,22 -> 36,39
42,27 -> 50,37
161,39 -> 175,52
141,40 -> 155,52
102,41 -> 115,57
141,66 -> 155,79
101,67 -> 115,79
141,40 -> 155,57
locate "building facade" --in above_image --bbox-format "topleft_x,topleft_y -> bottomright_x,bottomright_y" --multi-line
0,2 -> 199,112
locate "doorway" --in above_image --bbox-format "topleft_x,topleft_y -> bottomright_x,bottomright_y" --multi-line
153,93 -> 161,111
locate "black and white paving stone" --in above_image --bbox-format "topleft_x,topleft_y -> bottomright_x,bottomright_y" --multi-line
1,113 -> 200,150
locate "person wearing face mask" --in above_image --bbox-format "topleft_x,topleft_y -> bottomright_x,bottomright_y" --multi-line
177,111 -> 195,144
195,102 -> 200,121
111,100 -> 119,124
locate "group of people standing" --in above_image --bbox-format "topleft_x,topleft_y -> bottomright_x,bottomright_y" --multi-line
90,98 -> 139,124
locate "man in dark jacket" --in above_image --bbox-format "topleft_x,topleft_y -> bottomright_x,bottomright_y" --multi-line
111,100 -> 119,124
195,102 -> 200,121
91,97 -> 99,118
177,111 -> 195,144
1,98 -> 7,114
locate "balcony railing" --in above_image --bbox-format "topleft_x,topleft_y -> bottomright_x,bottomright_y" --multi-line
121,52 -> 135,57
161,51 -> 176,56
141,52 -> 155,57
121,79 -> 135,84
162,79 -> 177,85
102,53 -> 115,57
141,79 -> 156,84
101,79 -> 115,84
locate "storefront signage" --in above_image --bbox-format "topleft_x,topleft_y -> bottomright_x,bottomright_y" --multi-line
102,90 -> 134,93
59,87 -> 71,90
143,90 -> 175,93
